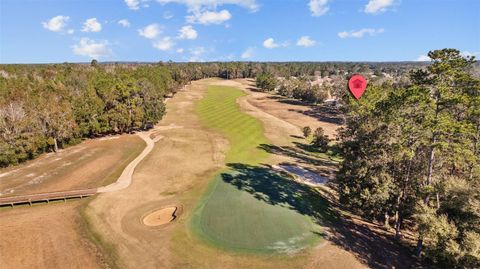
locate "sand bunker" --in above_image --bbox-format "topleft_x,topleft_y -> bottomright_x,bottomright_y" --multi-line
143,206 -> 178,226
276,164 -> 328,186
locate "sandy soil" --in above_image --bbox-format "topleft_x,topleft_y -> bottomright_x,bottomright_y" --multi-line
0,200 -> 105,269
85,79 -> 229,269
0,135 -> 145,196
143,206 -> 177,226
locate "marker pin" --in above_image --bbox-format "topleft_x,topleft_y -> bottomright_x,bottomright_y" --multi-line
348,74 -> 367,99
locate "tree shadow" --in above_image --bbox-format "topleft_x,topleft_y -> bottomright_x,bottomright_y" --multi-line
222,163 -> 336,225
258,143 -> 337,168
288,106 -> 344,125
268,96 -> 344,125
222,163 -> 429,269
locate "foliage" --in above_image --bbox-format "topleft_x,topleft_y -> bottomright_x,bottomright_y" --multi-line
255,72 -> 277,92
311,127 -> 330,153
336,48 -> 480,268
302,126 -> 312,138
0,64 -> 176,167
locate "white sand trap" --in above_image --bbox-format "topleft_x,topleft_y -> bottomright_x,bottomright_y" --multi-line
277,164 -> 328,186
143,207 -> 178,226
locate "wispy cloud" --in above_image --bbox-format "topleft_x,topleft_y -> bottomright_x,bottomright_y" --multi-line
82,18 -> 102,32
157,0 -> 258,12
309,0 -> 329,16
338,28 -> 384,38
118,19 -> 131,27
42,15 -> 69,32
72,38 -> 111,59
364,0 -> 395,14
178,25 -> 198,40
138,23 -> 161,39
414,55 -> 430,61
186,10 -> 231,25
241,47 -> 254,59
153,37 -> 175,51
296,36 -> 316,47
124,0 -> 149,10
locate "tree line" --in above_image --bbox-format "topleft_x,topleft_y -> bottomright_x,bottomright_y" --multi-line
0,63 -> 183,167
2,60 -> 408,167
336,49 -> 479,268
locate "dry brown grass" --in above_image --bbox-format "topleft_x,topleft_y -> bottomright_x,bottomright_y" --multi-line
0,135 -> 145,196
0,199 -> 106,269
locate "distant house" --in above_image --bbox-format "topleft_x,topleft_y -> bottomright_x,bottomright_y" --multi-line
324,98 -> 338,107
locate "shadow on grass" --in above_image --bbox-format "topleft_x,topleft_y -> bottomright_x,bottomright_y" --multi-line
258,143 -> 337,167
268,96 -> 344,125
222,163 -> 427,269
222,163 -> 336,225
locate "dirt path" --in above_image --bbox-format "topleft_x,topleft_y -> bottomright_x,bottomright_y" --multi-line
0,134 -> 145,197
97,132 -> 162,193
84,79 -> 229,268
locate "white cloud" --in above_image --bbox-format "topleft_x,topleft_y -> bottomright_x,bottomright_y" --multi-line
461,51 -> 479,58
125,0 -> 149,10
138,24 -> 161,39
178,25 -> 198,39
415,55 -> 430,62
118,19 -> 131,27
176,48 -> 184,53
309,0 -> 329,16
164,11 -> 174,19
67,29 -> 75,34
82,18 -> 102,32
191,46 -> 206,56
187,47 -> 208,61
72,38 -> 112,59
263,38 -> 282,49
153,37 -> 175,51
189,56 -> 204,62
364,0 -> 395,14
42,15 -> 69,32
297,36 -> 316,47
187,10 -> 231,25
241,47 -> 254,59
157,0 -> 258,12
338,28 -> 384,38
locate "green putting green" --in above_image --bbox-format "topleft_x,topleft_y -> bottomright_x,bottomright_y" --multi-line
191,85 -> 324,253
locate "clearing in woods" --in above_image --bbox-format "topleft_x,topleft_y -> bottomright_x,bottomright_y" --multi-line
190,85 -> 326,253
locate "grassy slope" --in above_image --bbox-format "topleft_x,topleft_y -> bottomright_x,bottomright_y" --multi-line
191,85 -> 322,253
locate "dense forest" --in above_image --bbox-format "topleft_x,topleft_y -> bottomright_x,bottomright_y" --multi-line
336,49 -> 480,268
0,60 -> 426,167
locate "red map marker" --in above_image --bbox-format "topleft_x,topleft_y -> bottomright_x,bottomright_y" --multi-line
348,74 -> 367,99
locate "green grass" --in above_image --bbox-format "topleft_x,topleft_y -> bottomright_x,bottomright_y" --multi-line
191,85 -> 325,254
195,86 -> 268,164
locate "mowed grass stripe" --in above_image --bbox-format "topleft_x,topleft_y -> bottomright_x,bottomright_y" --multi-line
191,85 -> 322,254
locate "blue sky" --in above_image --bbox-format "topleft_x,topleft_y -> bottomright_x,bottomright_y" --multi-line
0,0 -> 479,63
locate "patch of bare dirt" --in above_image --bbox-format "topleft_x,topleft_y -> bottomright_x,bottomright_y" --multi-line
0,200 -> 105,269
143,206 -> 178,226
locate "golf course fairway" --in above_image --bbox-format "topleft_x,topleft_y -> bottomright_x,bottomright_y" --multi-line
191,85 -> 323,254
